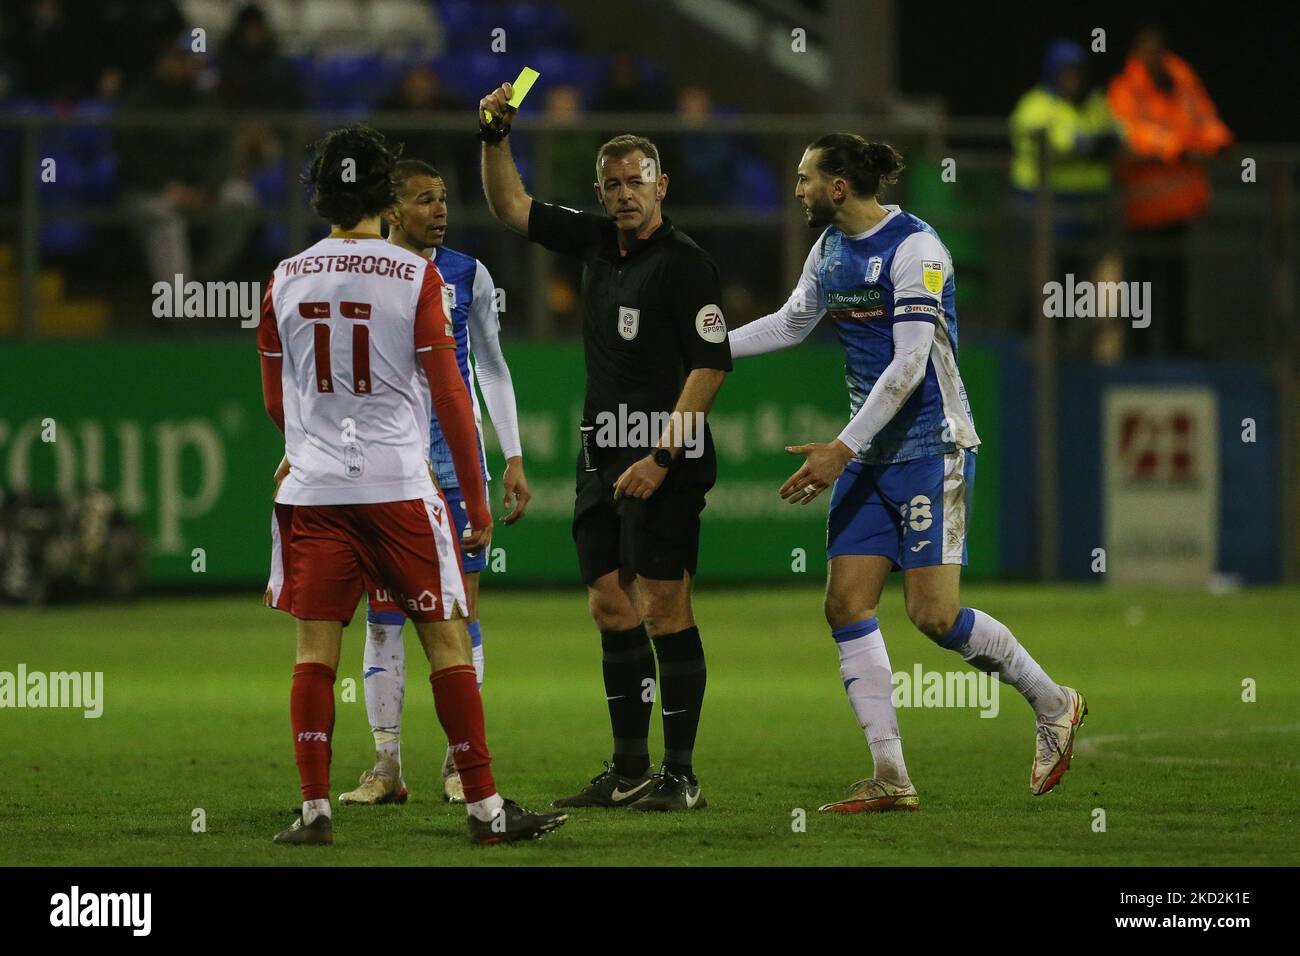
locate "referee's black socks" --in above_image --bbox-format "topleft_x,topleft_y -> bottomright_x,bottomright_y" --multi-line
652,626 -> 707,779
601,624 -> 656,778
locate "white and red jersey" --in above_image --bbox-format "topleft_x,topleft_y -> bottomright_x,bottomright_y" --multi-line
258,233 -> 455,505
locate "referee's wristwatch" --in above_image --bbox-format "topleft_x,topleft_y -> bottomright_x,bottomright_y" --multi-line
652,448 -> 673,469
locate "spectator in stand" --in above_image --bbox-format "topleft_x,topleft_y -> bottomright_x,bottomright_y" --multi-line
1108,26 -> 1232,355
594,54 -> 661,113
540,84 -> 602,200
217,4 -> 303,202
376,64 -> 473,202
664,85 -> 736,208
538,84 -> 601,331
217,3 -> 303,109
4,0 -> 183,101
1009,39 -> 1123,360
116,36 -> 261,286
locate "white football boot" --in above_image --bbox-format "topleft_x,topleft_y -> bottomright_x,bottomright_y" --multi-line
818,777 -> 920,813
441,745 -> 465,803
339,758 -> 408,805
1030,686 -> 1088,795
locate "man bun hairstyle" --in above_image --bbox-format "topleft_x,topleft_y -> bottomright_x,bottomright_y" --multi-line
807,133 -> 905,198
303,124 -> 402,228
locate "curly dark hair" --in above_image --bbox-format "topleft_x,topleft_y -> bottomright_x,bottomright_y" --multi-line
302,125 -> 403,229
806,133 -> 905,198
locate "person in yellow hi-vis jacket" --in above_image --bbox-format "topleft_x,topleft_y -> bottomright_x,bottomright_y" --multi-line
1008,39 -> 1123,360
1011,39 -> 1118,197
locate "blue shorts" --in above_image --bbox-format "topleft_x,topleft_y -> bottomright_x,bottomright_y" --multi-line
826,450 -> 976,569
443,485 -> 488,575
365,483 -> 487,625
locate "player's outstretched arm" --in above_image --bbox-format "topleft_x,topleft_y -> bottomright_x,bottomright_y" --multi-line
779,320 -> 934,505
729,242 -> 826,359
479,82 -> 533,235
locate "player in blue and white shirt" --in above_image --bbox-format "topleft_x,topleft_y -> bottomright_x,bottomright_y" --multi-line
341,159 -> 530,807
730,135 -> 1086,810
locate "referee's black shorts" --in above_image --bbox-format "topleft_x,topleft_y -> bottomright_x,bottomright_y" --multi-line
572,452 -> 716,585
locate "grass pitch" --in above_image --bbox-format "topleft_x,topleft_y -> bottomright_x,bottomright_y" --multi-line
1,584 -> 1297,866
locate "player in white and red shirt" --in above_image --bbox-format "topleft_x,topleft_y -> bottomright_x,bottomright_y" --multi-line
258,125 -> 565,845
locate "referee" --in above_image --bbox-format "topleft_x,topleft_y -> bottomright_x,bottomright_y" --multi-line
478,80 -> 730,811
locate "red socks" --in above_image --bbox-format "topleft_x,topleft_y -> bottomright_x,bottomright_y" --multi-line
290,662 -> 336,801
290,660 -> 491,805
429,664 -> 496,803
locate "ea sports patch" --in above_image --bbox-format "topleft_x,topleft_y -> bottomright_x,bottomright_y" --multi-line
618,306 -> 640,341
922,260 -> 944,295
695,303 -> 727,343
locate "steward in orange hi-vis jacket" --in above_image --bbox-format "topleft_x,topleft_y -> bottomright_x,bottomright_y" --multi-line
1108,32 -> 1232,230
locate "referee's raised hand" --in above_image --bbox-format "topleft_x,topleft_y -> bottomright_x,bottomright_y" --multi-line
478,82 -> 515,130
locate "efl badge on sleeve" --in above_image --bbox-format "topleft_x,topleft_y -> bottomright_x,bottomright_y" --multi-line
922,260 -> 944,295
618,306 -> 640,341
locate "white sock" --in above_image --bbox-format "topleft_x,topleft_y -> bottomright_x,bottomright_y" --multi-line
467,792 -> 503,822
468,620 -> 485,688
363,620 -> 406,766
952,608 -> 1067,717
833,618 -> 910,787
302,798 -> 331,824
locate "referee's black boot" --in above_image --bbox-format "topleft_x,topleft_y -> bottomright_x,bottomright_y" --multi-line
628,766 -> 707,812
468,798 -> 568,845
552,761 -> 655,808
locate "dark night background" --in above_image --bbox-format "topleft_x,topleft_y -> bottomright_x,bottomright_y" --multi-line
899,1 -> 1292,143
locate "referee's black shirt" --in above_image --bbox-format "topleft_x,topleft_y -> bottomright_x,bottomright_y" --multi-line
528,201 -> 732,473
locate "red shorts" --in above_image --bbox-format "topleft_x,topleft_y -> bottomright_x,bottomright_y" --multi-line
265,494 -> 467,624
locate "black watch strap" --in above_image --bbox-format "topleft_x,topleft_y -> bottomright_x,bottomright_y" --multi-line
652,448 -> 673,468
477,121 -> 509,144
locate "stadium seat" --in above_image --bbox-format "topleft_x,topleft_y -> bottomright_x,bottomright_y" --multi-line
369,0 -> 445,56
182,0 -> 237,37
312,52 -> 387,109
297,0 -> 367,51
433,50 -> 508,99
530,50 -> 602,92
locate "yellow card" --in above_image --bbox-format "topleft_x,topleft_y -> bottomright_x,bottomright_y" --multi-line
484,67 -> 539,123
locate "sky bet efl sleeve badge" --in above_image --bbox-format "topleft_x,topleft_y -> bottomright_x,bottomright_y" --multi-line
695,303 -> 727,343
922,260 -> 944,295
618,306 -> 640,340
441,284 -> 456,337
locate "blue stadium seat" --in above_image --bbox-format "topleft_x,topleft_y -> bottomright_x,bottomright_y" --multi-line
433,50 -> 506,99
530,50 -> 602,93
312,52 -> 388,109
740,155 -> 781,211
